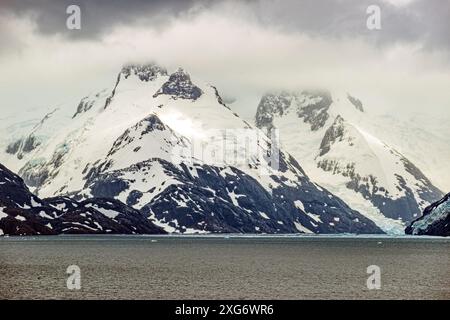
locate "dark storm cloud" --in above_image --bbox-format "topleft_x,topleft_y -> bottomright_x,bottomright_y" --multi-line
0,0 -> 211,39
0,0 -> 448,51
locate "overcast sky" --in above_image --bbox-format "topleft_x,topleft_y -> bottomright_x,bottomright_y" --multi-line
0,0 -> 449,120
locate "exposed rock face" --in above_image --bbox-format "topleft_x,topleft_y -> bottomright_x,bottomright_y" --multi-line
296,91 -> 332,131
154,68 -> 203,100
0,163 -> 166,236
73,96 -> 95,118
406,193 -> 450,236
84,158 -> 382,234
319,115 -> 346,156
6,135 -> 41,160
0,163 -> 55,236
347,94 -> 364,112
255,92 -> 292,131
255,91 -> 332,132
121,64 -> 168,82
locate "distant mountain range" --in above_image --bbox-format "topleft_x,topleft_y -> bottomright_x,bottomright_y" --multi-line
0,63 -> 447,236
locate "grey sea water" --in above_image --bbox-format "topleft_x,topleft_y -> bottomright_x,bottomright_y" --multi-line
0,235 -> 449,299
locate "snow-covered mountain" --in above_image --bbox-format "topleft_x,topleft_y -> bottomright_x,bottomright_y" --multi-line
255,91 -> 444,234
0,64 -> 382,234
0,163 -> 166,236
360,113 -> 450,193
405,193 -> 450,237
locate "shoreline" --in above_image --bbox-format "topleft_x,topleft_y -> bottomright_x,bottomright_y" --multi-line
1,233 -> 449,241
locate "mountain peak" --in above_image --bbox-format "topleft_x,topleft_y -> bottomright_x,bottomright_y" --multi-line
255,92 -> 293,130
255,90 -> 332,132
153,68 -> 203,100
120,63 -> 168,82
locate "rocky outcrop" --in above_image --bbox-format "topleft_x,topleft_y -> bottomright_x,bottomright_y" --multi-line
255,91 -> 332,133
347,94 -> 364,112
406,193 -> 450,236
121,64 -> 168,82
154,68 -> 203,100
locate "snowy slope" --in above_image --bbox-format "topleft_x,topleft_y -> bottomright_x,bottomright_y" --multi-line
255,91 -> 444,234
1,64 -> 382,234
0,94 -> 93,173
361,113 -> 450,192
